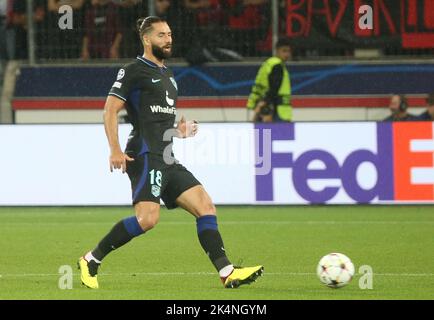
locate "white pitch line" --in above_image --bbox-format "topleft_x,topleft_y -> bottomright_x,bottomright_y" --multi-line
164,221 -> 434,225
1,221 -> 434,226
1,272 -> 434,278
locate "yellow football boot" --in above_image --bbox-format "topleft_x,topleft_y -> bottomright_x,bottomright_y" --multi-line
223,265 -> 264,288
77,256 -> 99,289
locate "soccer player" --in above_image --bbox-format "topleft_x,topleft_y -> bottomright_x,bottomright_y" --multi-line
78,16 -> 263,289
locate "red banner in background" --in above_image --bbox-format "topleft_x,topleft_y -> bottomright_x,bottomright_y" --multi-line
286,0 -> 434,49
401,0 -> 434,48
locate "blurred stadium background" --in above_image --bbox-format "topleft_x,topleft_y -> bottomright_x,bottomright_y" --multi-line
0,0 -> 433,300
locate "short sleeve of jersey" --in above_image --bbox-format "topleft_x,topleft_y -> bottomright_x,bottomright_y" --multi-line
108,64 -> 138,102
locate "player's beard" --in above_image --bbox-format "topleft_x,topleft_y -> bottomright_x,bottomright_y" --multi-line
152,44 -> 172,61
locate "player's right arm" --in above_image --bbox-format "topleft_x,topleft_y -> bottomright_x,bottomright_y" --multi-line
103,96 -> 134,173
105,65 -> 138,173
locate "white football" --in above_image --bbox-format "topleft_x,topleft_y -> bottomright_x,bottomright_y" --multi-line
317,253 -> 355,288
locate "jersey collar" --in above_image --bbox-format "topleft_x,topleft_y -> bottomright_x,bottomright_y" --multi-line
136,56 -> 167,69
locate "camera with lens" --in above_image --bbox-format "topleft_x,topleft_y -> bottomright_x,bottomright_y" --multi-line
253,99 -> 275,122
259,103 -> 274,116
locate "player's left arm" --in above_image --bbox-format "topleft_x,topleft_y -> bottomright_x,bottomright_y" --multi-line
175,115 -> 198,139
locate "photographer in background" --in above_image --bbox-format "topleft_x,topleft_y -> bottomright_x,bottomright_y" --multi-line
383,94 -> 418,122
416,92 -> 434,121
247,37 -> 292,122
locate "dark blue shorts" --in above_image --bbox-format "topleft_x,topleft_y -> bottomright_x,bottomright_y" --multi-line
126,152 -> 201,209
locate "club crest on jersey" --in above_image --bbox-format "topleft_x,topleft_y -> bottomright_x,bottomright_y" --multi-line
117,69 -> 125,80
170,77 -> 178,91
151,185 -> 161,197
166,90 -> 174,106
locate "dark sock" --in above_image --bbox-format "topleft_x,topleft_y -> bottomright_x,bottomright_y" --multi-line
87,260 -> 100,276
91,216 -> 144,261
196,215 -> 231,271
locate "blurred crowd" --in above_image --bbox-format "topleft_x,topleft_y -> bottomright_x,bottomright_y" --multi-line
383,93 -> 434,122
0,0 -> 276,64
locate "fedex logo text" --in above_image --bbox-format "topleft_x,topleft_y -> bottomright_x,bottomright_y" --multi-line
393,122 -> 434,201
255,123 -> 434,204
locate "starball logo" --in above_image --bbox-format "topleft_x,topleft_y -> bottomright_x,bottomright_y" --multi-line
254,122 -> 434,204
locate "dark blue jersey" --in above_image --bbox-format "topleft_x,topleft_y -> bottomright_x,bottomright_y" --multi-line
108,56 -> 178,156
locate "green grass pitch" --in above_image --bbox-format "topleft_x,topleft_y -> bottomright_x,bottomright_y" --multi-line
0,206 -> 433,300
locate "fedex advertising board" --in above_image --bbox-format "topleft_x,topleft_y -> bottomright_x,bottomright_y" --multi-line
0,122 -> 432,205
